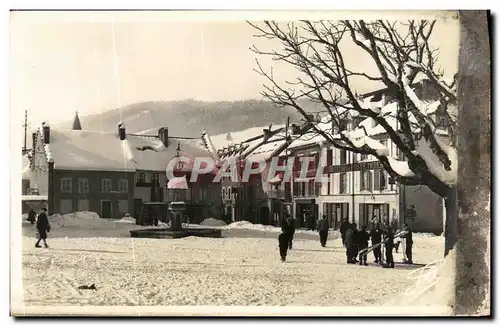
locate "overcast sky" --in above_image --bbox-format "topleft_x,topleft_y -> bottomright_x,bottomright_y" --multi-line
10,11 -> 460,128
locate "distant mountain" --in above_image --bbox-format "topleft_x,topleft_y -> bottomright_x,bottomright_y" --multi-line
58,99 -> 327,138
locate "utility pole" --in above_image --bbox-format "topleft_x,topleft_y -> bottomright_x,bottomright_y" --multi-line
22,110 -> 28,154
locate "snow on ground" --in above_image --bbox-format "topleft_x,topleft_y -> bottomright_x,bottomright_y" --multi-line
200,218 -> 227,227
223,220 -> 341,237
21,234 -> 444,307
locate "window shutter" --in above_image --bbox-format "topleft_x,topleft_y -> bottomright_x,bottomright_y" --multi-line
380,171 -> 386,190
368,171 -> 373,191
373,170 -> 380,191
358,203 -> 364,225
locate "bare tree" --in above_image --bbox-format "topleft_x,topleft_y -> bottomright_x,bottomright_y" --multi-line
249,20 -> 458,255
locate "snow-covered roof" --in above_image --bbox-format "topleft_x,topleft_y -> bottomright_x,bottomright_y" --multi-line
246,131 -> 289,161
127,135 -> 211,172
210,124 -> 285,151
42,128 -> 136,172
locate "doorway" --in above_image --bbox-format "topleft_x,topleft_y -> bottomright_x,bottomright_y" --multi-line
101,200 -> 112,219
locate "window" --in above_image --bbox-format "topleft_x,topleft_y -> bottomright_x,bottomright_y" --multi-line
151,172 -> 159,185
144,172 -> 151,183
101,178 -> 112,193
228,187 -> 232,200
191,187 -> 200,201
360,153 -> 368,161
326,149 -> 333,167
339,173 -> 347,194
22,179 -> 30,195
340,149 -> 347,165
77,178 -> 89,194
137,172 -> 146,184
222,187 -> 227,200
374,169 -> 386,191
77,199 -> 89,211
118,200 -> 129,214
61,178 -> 72,193
360,171 -> 373,191
60,199 -> 72,214
118,179 -> 128,193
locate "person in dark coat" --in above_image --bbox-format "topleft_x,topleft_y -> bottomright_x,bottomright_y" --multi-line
35,208 -> 50,248
351,223 -> 359,262
340,218 -> 350,248
357,225 -> 370,266
383,222 -> 395,268
281,216 -> 295,250
403,222 -> 413,264
317,214 -> 330,247
370,223 -> 383,263
278,232 -> 289,262
344,222 -> 355,264
27,209 -> 36,224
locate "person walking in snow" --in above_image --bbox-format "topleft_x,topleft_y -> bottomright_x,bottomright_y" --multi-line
278,231 -> 289,262
281,215 -> 295,250
351,223 -> 359,262
370,223 -> 383,263
27,209 -> 36,224
357,225 -> 370,266
35,208 -> 50,248
317,214 -> 330,247
340,218 -> 350,248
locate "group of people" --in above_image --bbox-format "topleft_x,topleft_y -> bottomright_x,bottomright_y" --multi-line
27,208 -> 51,248
340,218 -> 413,268
277,213 -> 414,266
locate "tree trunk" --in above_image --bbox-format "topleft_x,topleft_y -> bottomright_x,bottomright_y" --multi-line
453,11 -> 491,315
444,185 -> 458,257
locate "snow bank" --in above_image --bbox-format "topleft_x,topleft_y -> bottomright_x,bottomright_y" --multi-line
384,248 -> 455,313
223,220 -> 341,237
47,212 -> 102,229
200,218 -> 227,227
116,215 -> 136,224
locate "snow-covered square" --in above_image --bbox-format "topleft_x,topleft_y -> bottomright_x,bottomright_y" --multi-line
21,214 -> 448,308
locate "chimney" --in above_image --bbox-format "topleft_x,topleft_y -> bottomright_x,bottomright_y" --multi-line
158,127 -> 169,147
118,121 -> 126,140
263,128 -> 271,142
42,122 -> 50,144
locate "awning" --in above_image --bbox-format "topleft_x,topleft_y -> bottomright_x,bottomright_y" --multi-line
167,176 -> 189,190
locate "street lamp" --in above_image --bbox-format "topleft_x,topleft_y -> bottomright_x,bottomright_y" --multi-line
174,142 -> 184,170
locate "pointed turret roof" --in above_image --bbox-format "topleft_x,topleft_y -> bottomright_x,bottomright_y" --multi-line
72,111 -> 82,130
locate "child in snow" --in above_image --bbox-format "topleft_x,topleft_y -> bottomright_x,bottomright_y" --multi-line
35,208 -> 51,248
278,232 -> 289,262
